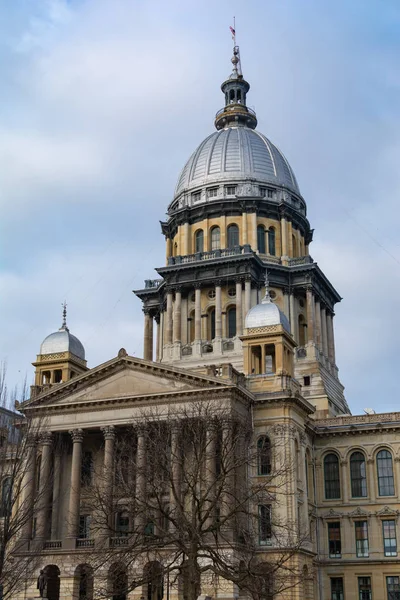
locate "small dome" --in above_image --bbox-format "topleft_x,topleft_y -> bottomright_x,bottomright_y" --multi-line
174,127 -> 300,199
245,296 -> 291,333
40,327 -> 85,360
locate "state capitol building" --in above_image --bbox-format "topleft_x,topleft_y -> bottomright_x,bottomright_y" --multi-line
11,41 -> 400,600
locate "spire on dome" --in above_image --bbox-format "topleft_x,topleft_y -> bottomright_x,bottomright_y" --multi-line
262,268 -> 272,304
214,24 -> 257,131
60,301 -> 69,331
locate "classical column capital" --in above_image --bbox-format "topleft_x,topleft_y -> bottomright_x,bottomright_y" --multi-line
194,282 -> 202,290
101,425 -> 116,441
69,429 -> 84,444
39,431 -> 53,446
215,279 -> 223,288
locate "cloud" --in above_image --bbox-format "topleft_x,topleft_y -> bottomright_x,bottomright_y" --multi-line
1,0 -> 400,416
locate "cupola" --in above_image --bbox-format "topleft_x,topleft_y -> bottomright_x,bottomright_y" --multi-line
32,303 -> 88,395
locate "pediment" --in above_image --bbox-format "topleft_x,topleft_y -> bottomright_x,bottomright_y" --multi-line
22,353 -> 232,411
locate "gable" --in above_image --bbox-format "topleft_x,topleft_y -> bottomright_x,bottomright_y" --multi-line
23,355 -> 232,411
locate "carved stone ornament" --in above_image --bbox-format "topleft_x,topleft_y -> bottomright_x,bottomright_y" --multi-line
299,432 -> 307,446
347,506 -> 370,519
118,348 -> 128,358
39,432 -> 53,446
69,429 -> 84,444
101,425 -> 116,441
273,424 -> 288,436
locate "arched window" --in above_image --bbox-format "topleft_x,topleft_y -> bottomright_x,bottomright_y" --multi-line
377,449 -> 395,496
227,224 -> 239,248
268,227 -> 276,256
227,307 -> 236,338
292,234 -> 297,258
229,89 -> 235,102
144,561 -> 164,600
194,229 -> 204,253
350,452 -> 367,498
75,564 -> 94,600
210,227 -> 220,250
109,563 -> 127,600
209,308 -> 216,340
257,225 -> 266,254
257,437 -> 271,476
298,315 -> 308,346
324,453 -> 340,499
1,476 -> 12,517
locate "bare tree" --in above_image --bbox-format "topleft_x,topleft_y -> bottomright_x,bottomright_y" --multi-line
0,363 -> 52,600
86,401 -> 311,600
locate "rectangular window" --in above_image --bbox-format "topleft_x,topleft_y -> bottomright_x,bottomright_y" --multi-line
225,185 -> 237,196
383,520 -> 397,556
79,515 -> 91,539
331,577 -> 344,600
192,191 -> 201,203
387,576 -> 400,600
207,187 -> 218,198
267,188 -> 274,198
260,187 -> 267,197
328,522 -> 341,558
358,577 -> 372,600
258,504 -> 272,545
355,520 -> 369,557
115,512 -> 129,537
81,451 -> 93,486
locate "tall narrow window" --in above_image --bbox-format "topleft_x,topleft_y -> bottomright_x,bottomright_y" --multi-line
328,522 -> 341,558
257,436 -> 271,476
350,452 -> 367,498
324,454 -> 340,499
195,230 -> 204,253
210,227 -> 220,250
383,520 -> 397,556
258,504 -> 272,545
115,512 -> 130,537
227,307 -> 236,338
268,227 -> 276,256
292,234 -> 297,257
79,515 -> 91,539
1,477 -> 12,517
355,520 -> 369,557
387,576 -> 400,600
227,224 -> 239,248
377,449 -> 395,496
330,578 -> 344,600
209,308 -> 216,340
257,225 -> 266,253
81,451 -> 93,487
358,577 -> 372,600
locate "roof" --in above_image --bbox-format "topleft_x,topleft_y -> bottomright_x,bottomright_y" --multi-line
174,126 -> 300,198
245,296 -> 291,333
40,327 -> 85,360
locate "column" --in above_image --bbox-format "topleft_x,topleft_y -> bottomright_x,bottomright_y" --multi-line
51,446 -> 62,539
306,287 -> 315,343
194,286 -> 202,341
251,212 -> 257,251
166,291 -> 173,344
280,215 -> 288,256
242,212 -> 248,245
315,300 -> 322,352
135,427 -> 146,531
327,313 -> 336,364
215,283 -> 222,338
283,288 -> 290,319
173,289 -> 182,343
101,425 -> 116,534
289,293 -> 297,341
221,424 -> 234,536
261,344 -> 266,374
20,437 -> 37,543
36,432 -> 53,540
143,310 -> 153,361
321,306 -> 329,357
183,222 -> 190,255
245,278 -> 251,315
165,237 -> 172,261
67,429 -> 84,541
340,460 -> 349,503
205,425 -> 216,528
155,313 -> 161,362
236,279 -> 243,336
367,458 -> 376,502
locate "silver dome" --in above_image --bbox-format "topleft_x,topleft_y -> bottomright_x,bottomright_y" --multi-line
40,327 -> 85,360
175,127 -> 300,198
245,297 -> 291,333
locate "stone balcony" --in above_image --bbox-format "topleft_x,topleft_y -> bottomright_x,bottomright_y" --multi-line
167,245 -> 313,267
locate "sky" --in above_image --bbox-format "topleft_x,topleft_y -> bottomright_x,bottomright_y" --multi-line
1,0 -> 400,415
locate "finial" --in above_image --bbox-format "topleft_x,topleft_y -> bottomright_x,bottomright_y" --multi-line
229,19 -> 242,79
262,268 -> 271,304
61,301 -> 68,330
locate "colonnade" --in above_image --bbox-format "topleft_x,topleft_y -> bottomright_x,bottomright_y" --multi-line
306,288 -> 336,365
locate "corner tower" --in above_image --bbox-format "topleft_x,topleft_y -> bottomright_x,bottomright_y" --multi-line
134,43 -> 348,418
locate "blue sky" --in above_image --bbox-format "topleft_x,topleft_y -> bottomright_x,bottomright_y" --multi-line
1,0 -> 400,414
